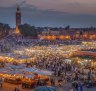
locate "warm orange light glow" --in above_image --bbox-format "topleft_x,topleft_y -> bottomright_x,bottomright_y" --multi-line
42,35 -> 46,39
47,35 -> 51,40
92,35 -> 96,39
83,34 -> 88,38
65,35 -> 71,39
16,26 -> 20,34
52,35 -> 56,40
59,35 -> 65,40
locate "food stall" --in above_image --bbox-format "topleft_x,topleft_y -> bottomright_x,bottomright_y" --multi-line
23,67 -> 52,79
22,74 -> 37,88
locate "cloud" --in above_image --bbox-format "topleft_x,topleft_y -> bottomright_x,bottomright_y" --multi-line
0,6 -> 96,28
0,0 -> 96,27
17,0 -> 26,6
0,0 -> 96,14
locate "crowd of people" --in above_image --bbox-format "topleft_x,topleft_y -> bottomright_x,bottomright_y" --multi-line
25,51 -> 96,90
0,34 -> 83,53
0,35 -> 96,91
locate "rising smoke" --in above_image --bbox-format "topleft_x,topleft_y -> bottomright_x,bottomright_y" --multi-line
16,0 -> 26,7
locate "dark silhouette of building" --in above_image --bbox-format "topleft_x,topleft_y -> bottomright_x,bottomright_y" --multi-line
16,6 -> 21,27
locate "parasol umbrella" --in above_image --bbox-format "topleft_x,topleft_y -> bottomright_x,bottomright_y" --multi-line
24,67 -> 53,76
35,86 -> 56,91
23,74 -> 35,79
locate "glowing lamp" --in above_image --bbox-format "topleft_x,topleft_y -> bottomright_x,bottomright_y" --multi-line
47,35 -> 51,40
52,35 -> 56,40
59,35 -> 64,40
65,35 -> 70,39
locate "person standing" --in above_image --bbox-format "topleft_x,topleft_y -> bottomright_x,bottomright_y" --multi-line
50,78 -> 53,85
77,83 -> 83,91
70,87 -> 74,91
0,78 -> 3,88
14,87 -> 17,91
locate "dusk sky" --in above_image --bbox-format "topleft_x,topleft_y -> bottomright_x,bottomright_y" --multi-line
0,0 -> 96,27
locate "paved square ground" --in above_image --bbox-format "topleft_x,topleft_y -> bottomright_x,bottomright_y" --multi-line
0,82 -> 96,91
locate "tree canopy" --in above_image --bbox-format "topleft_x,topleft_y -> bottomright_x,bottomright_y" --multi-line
0,23 -> 10,37
19,24 -> 37,37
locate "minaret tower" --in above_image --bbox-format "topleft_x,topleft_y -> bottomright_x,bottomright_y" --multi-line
16,6 -> 21,34
16,6 -> 21,26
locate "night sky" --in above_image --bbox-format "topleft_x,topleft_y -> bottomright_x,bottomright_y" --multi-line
0,0 -> 96,28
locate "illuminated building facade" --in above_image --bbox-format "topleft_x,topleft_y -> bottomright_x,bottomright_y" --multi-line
39,29 -> 96,40
39,30 -> 71,40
